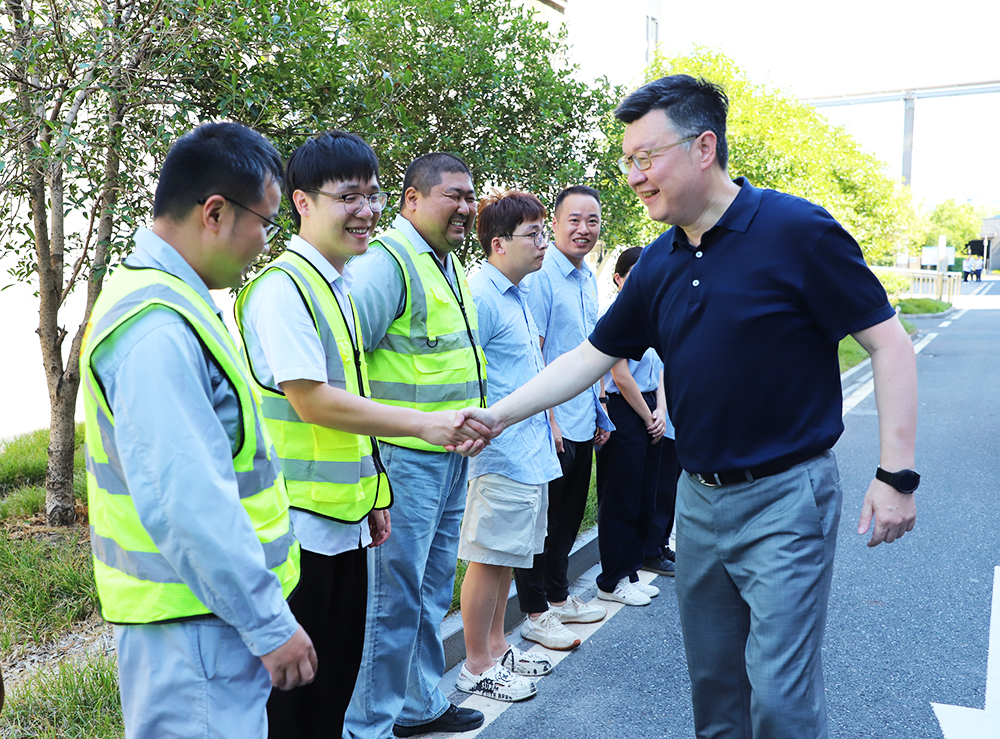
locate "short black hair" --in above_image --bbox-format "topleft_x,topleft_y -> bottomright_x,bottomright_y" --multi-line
476,190 -> 547,257
614,246 -> 643,279
153,122 -> 284,221
401,153 -> 473,207
553,185 -> 601,218
614,75 -> 730,170
285,131 -> 380,228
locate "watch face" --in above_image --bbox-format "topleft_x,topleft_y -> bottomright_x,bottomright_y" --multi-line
896,469 -> 920,493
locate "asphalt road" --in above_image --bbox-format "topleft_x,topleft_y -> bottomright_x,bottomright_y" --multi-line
430,280 -> 1000,739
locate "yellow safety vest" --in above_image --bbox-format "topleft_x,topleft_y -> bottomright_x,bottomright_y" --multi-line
363,229 -> 487,452
236,249 -> 392,523
80,265 -> 299,625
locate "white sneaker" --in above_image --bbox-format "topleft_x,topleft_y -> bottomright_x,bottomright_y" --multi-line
519,611 -> 581,650
498,644 -> 553,676
597,577 -> 651,606
456,662 -> 537,702
548,594 -> 607,624
632,580 -> 659,598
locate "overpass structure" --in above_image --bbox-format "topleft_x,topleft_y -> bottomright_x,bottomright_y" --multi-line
802,80 -> 1000,185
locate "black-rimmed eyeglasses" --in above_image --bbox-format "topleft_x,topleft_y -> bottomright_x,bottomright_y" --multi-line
309,190 -> 390,215
197,195 -> 283,242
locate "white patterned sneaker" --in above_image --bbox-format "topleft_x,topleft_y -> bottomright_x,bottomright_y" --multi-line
519,611 -> 581,650
455,663 -> 537,702
597,577 -> 651,606
499,644 -> 553,676
548,595 -> 607,624
632,580 -> 659,598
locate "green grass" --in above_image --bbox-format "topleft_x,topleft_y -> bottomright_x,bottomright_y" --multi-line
0,483 -> 46,522
838,335 -> 869,373
0,653 -> 122,739
0,528 -> 98,653
0,424 -> 86,495
895,298 -> 951,314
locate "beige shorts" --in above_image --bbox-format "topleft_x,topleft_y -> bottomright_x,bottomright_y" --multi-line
458,474 -> 549,568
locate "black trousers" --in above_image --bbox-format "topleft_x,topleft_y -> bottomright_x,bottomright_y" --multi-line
266,545 -> 367,739
645,436 -> 680,558
595,392 -> 661,591
514,438 -> 594,613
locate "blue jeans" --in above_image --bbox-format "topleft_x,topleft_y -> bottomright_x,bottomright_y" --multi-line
675,451 -> 841,739
343,444 -> 468,739
115,618 -> 270,739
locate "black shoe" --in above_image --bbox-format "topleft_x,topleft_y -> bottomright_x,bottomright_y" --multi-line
393,704 -> 485,737
661,546 -> 675,562
642,554 -> 676,577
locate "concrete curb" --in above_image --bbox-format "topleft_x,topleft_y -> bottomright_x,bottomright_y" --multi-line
442,527 -> 600,671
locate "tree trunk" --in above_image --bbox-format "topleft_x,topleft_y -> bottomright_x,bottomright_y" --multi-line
45,386 -> 79,526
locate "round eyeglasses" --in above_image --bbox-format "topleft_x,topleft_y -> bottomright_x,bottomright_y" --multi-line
508,230 -> 548,247
309,190 -> 389,214
616,135 -> 699,175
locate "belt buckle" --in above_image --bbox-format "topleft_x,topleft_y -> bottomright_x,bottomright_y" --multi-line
695,473 -> 722,487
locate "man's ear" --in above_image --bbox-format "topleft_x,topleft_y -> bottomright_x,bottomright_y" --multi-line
292,190 -> 311,220
491,236 -> 506,255
200,194 -> 227,234
403,186 -> 420,211
694,131 -> 719,171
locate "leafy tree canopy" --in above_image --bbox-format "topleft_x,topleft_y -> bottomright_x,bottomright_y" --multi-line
922,199 -> 983,250
641,48 -> 923,264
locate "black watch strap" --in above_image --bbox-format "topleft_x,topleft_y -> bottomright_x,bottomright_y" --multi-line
876,467 -> 920,494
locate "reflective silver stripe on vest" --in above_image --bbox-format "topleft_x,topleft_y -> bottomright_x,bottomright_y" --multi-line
377,234 -> 429,337
91,525 -> 296,583
377,330 -> 472,355
278,455 -> 378,485
89,277 -> 274,475
367,378 -> 484,404
85,372 -> 125,473
269,257 -> 350,388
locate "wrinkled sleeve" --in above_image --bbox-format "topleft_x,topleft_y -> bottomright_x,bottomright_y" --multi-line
348,247 -> 407,351
94,309 -> 297,656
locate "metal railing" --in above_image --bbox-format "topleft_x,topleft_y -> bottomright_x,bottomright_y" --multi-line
875,267 -> 963,303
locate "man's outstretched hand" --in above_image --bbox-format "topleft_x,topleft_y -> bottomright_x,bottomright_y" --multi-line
446,407 -> 505,457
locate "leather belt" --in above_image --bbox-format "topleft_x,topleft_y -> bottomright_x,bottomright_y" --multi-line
692,452 -> 819,487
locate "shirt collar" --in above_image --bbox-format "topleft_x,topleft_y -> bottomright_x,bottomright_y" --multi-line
393,214 -> 436,258
130,227 -> 219,313
547,243 -> 589,277
286,234 -> 352,292
670,176 -> 761,252
480,261 -> 518,296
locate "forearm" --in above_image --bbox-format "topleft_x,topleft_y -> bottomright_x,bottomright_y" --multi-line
282,380 -> 430,438
610,360 -> 651,422
492,340 -> 617,429
656,370 -> 666,413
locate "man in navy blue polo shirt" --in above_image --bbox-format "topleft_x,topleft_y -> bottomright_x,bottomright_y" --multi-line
457,75 -> 918,739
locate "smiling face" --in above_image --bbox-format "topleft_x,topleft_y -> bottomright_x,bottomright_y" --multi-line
295,175 -> 382,272
622,108 -> 705,227
404,171 -> 476,257
552,194 -> 601,268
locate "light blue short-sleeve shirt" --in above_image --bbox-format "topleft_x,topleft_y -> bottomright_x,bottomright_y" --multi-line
467,263 -> 561,485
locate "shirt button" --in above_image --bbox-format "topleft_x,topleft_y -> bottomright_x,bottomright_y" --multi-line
695,251 -> 703,258
692,279 -> 700,287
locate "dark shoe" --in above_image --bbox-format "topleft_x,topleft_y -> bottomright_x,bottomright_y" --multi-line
642,554 -> 676,577
661,546 -> 675,562
393,704 -> 485,737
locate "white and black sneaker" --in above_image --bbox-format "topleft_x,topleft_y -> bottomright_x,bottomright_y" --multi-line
455,663 -> 537,702
498,644 -> 553,676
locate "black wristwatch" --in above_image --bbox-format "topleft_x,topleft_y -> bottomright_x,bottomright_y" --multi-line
875,467 -> 920,494
599,395 -> 608,404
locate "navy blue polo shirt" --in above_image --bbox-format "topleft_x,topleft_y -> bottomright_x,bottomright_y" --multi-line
590,178 -> 895,473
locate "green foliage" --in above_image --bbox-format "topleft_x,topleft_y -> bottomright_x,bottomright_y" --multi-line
0,653 -> 122,739
923,199 -> 982,249
0,529 -> 98,652
871,268 -> 912,299
896,298 -> 950,314
642,49 -> 923,263
838,335 -> 869,373
0,425 -> 85,494
0,484 -> 47,522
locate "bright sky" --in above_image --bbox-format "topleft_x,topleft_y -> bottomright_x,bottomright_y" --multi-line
566,0 -> 1000,211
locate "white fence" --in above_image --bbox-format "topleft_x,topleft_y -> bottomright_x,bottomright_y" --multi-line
876,267 -> 963,303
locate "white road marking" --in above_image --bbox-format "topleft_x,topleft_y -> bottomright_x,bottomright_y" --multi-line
932,566 -> 1000,738
427,570 -> 662,738
939,320 -> 952,328
842,333 -> 936,417
952,309 -> 969,320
